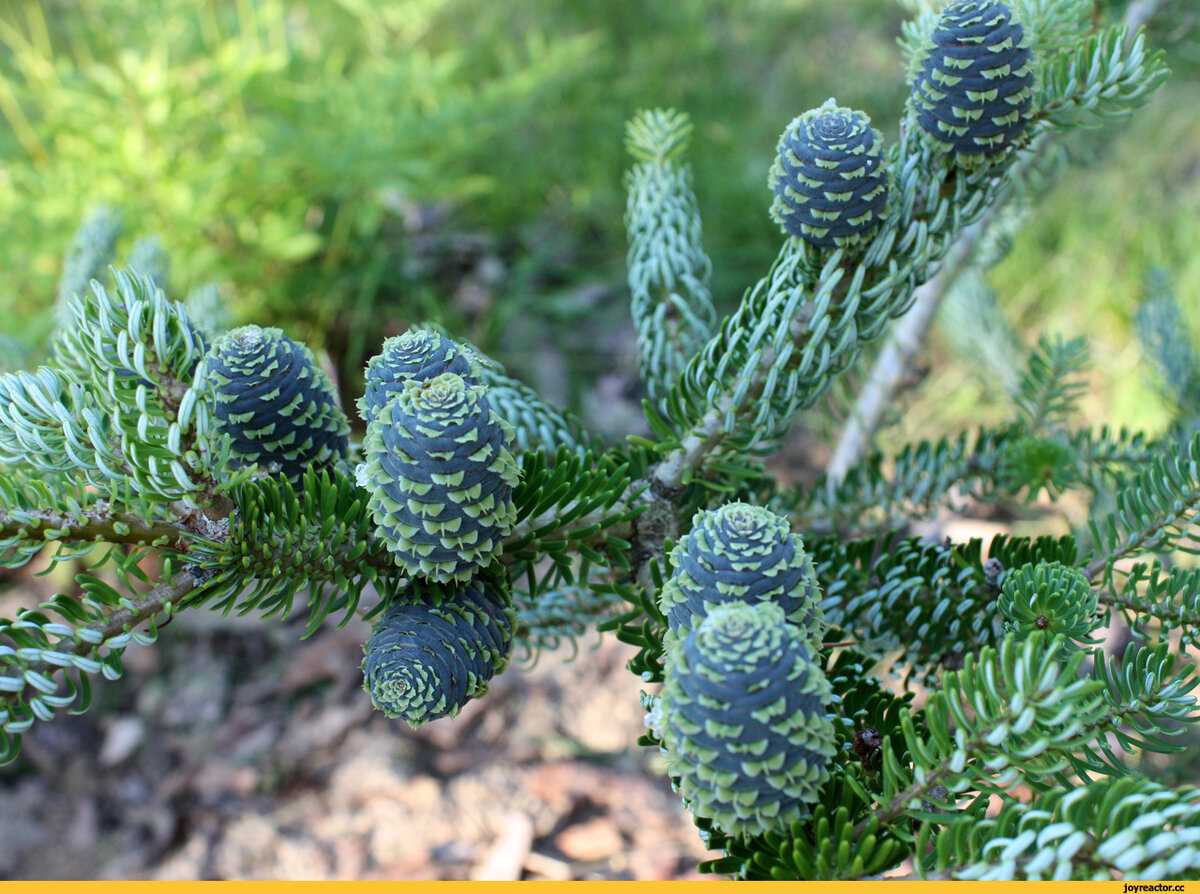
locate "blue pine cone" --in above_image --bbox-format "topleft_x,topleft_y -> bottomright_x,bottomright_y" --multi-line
660,601 -> 836,838
362,372 -> 520,582
768,99 -> 889,250
358,328 -> 478,424
362,572 -> 514,726
910,0 -> 1034,166
659,502 -> 823,650
205,325 -> 349,481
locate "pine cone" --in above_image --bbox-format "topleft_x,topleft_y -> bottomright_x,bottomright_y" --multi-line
362,572 -> 514,726
768,98 -> 889,250
205,325 -> 349,482
660,601 -> 836,838
362,372 -> 520,583
359,328 -> 478,424
659,502 -> 824,650
910,0 -> 1034,166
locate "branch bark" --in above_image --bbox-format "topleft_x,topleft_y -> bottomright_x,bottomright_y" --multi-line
0,506 -> 189,552
824,222 -> 986,489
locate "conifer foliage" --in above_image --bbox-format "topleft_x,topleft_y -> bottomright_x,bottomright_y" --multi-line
0,0 -> 1193,881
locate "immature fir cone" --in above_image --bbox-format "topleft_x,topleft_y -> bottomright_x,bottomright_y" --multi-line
358,328 -> 477,424
362,372 -> 520,583
768,99 -> 889,250
659,502 -> 823,651
910,0 -> 1034,166
205,325 -> 349,481
660,601 -> 836,838
362,573 -> 514,726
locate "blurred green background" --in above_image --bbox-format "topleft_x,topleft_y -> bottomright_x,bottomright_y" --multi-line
1,0 -> 1198,446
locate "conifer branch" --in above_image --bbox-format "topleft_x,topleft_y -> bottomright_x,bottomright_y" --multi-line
1,1 -> 1187,879
0,505 -> 189,551
824,2 -> 1164,483
825,209 -> 995,489
1,570 -> 195,752
1083,436 -> 1200,585
4,572 -> 195,680
1096,583 -> 1200,630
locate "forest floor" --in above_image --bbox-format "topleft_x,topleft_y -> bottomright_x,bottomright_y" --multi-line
0,586 -> 718,881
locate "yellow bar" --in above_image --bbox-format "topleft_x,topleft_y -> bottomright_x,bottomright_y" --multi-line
0,883 -> 1193,891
